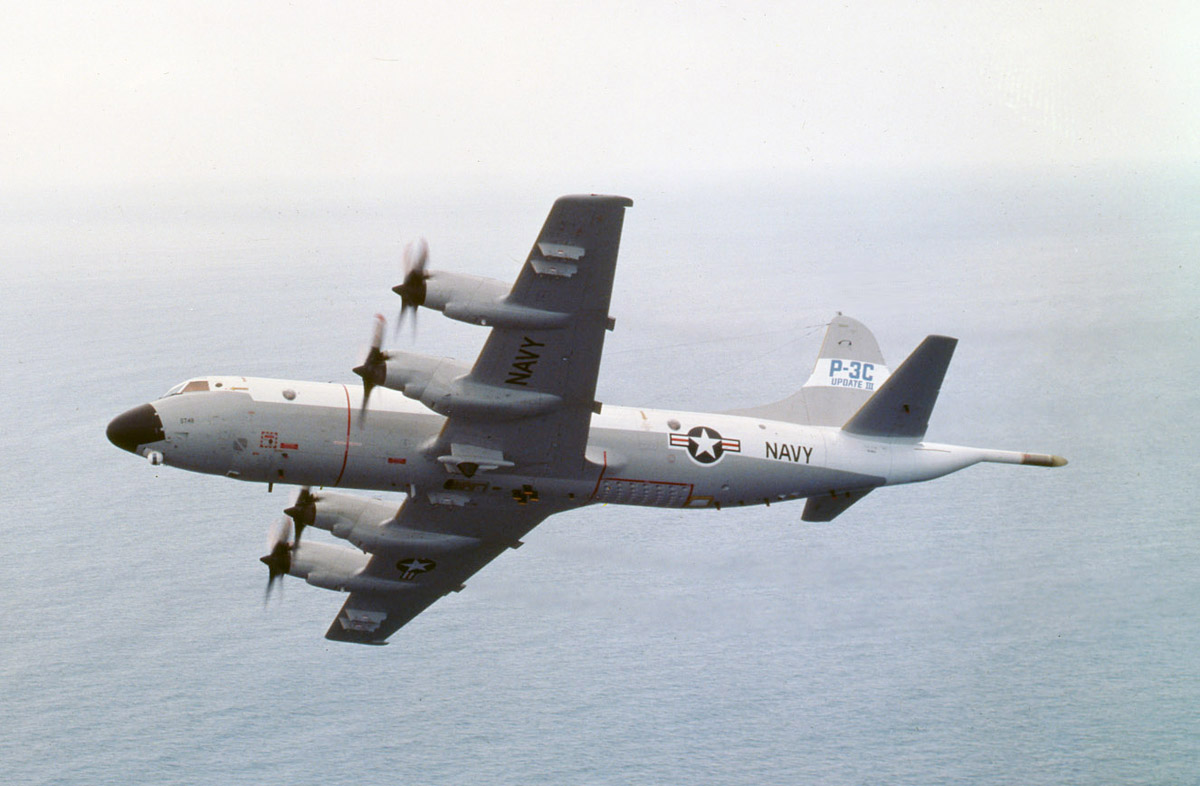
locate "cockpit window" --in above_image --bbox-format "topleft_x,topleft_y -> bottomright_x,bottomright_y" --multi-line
164,379 -> 210,396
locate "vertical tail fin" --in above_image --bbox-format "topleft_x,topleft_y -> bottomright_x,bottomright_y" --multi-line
725,315 -> 892,426
842,335 -> 957,439
800,315 -> 891,426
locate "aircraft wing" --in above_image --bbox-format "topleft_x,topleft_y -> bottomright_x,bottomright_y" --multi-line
324,492 -> 558,645
327,195 -> 631,644
433,194 -> 633,476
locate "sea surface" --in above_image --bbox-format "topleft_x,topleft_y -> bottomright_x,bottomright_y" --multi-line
2,168 -> 1197,785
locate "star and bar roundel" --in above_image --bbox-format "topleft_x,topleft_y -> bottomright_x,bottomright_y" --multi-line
669,426 -> 741,465
396,557 -> 436,581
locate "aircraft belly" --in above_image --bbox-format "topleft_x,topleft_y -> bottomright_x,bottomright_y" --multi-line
586,420 -> 879,509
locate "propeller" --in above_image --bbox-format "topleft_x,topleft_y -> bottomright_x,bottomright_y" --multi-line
351,313 -> 388,425
391,237 -> 430,335
260,516 -> 294,602
283,486 -> 319,544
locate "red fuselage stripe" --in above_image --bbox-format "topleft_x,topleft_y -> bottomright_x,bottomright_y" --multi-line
589,450 -> 609,500
334,384 -> 351,487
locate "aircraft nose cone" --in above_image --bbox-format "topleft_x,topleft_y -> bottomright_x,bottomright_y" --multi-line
106,403 -> 165,453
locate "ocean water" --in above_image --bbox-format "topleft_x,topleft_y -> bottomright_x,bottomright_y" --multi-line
2,169 -> 1197,785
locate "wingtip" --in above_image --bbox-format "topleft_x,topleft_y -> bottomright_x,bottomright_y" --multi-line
324,630 -> 390,646
558,194 -> 633,208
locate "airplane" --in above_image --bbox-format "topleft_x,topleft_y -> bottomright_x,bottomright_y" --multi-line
106,194 -> 1066,645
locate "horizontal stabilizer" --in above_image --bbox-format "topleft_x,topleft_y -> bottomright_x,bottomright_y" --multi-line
802,488 -> 875,522
842,335 -> 957,439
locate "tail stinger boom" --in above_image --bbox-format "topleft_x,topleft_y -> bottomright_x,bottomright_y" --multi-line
839,335 -> 1068,468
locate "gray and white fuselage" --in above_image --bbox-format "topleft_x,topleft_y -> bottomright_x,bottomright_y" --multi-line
104,195 -> 1066,644
121,375 -> 1047,512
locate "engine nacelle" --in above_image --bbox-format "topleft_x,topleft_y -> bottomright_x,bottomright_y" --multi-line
305,572 -> 417,595
422,271 -> 572,330
287,540 -> 423,594
287,541 -> 370,585
379,350 -> 468,404
381,350 -> 561,420
301,491 -> 401,535
331,520 -> 483,556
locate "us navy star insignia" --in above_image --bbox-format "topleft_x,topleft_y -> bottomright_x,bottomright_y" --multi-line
668,426 -> 741,465
396,557 -> 436,580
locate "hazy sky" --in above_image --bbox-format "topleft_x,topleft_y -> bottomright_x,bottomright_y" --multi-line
2,1 -> 1196,192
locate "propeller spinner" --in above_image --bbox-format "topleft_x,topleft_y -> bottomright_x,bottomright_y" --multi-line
351,313 -> 388,425
392,237 -> 430,334
283,486 -> 319,543
260,517 -> 294,602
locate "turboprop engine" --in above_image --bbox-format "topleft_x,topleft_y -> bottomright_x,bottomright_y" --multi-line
390,238 -> 572,331
261,518 -> 377,596
368,349 -> 470,409
260,488 -> 489,599
331,520 -> 483,558
353,315 -> 561,421
282,487 -> 401,537
349,238 -> 592,423
421,272 -> 573,330
278,488 -> 486,558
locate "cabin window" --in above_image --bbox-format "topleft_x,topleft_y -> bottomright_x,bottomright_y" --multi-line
180,379 -> 211,394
